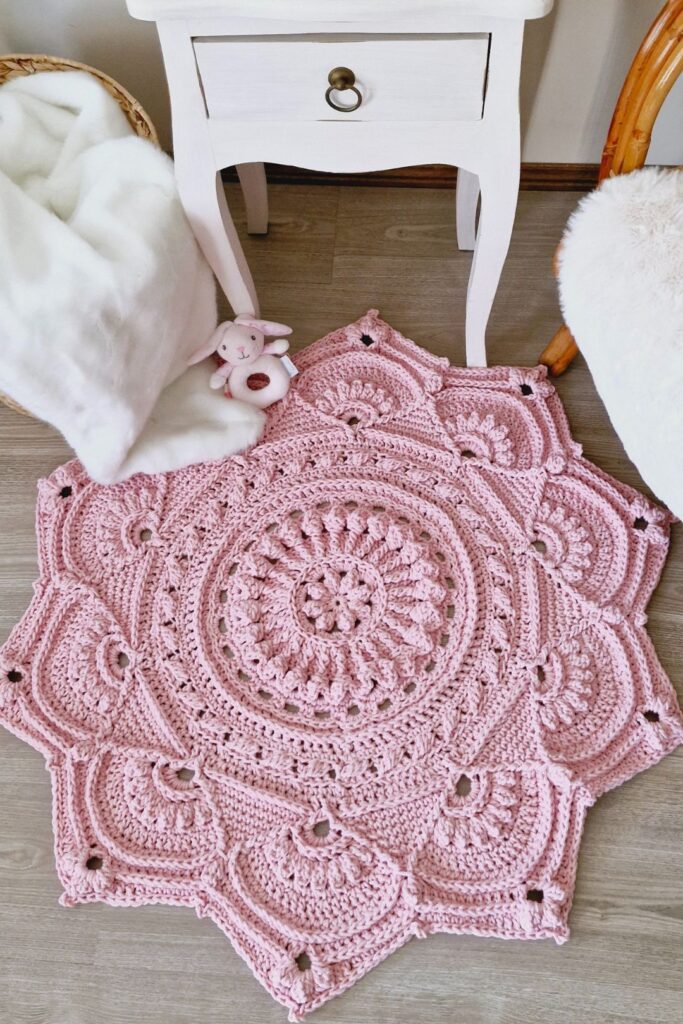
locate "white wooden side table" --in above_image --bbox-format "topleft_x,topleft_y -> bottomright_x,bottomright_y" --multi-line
126,0 -> 554,366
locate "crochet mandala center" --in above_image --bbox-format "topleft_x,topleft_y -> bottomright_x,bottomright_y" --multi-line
1,311 -> 681,1022
293,556 -> 383,640
209,494 -> 470,733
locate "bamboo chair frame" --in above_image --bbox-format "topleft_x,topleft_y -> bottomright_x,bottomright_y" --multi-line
540,0 -> 683,376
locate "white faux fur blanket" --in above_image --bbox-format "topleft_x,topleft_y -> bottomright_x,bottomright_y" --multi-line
0,70 -> 264,483
558,167 -> 683,518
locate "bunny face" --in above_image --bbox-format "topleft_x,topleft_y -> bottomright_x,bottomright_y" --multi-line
217,323 -> 265,366
187,315 -> 293,369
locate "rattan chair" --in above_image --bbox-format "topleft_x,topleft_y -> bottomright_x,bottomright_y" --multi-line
539,0 -> 683,376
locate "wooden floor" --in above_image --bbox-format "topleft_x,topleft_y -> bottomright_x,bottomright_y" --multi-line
1,185 -> 681,1024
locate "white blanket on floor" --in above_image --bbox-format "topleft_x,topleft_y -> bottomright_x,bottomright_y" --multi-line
0,71 -> 264,483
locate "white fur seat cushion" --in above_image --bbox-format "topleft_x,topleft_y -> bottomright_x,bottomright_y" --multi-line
558,167 -> 683,517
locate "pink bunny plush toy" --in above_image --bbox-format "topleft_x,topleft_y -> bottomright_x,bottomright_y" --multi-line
188,315 -> 293,410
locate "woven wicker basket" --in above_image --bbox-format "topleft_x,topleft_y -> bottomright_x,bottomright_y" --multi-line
0,54 -> 159,417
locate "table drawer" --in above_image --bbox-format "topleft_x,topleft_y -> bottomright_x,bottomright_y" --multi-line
193,34 -> 490,122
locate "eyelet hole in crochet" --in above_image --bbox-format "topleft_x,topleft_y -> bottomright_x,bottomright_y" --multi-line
59,485 -> 72,499
643,709 -> 660,722
117,652 -> 129,668
404,682 -> 416,694
520,383 -> 533,396
378,698 -> 391,712
7,669 -> 22,683
140,528 -> 153,542
536,665 -> 546,683
461,449 -> 476,460
455,774 -> 472,797
360,334 -> 374,347
531,539 -> 548,556
312,819 -> 330,837
526,888 -> 544,902
633,516 -> 649,532
347,416 -> 360,427
295,952 -> 312,972
347,704 -> 360,717
85,855 -> 103,871
176,767 -> 195,782
257,688 -> 271,700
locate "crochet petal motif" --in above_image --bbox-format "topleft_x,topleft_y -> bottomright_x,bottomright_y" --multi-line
2,311 -> 682,1020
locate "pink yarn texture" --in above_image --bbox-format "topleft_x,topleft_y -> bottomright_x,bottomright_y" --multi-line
1,311 -> 682,1019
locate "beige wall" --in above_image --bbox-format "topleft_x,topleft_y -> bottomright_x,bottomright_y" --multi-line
1,0 -> 681,164
521,0 -> 682,163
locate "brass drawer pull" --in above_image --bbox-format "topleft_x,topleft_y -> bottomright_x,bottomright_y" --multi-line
325,67 -> 362,112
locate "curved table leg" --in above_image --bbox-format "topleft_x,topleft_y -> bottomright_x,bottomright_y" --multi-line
175,161 -> 260,317
456,168 -> 479,251
236,162 -> 269,235
157,21 -> 261,317
465,164 -> 520,367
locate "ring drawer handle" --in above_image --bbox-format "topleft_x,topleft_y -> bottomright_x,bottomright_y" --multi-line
325,67 -> 362,112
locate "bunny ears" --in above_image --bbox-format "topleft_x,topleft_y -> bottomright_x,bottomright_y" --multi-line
234,315 -> 292,336
187,315 -> 293,366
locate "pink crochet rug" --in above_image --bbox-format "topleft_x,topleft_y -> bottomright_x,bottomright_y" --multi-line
1,311 -> 682,1019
